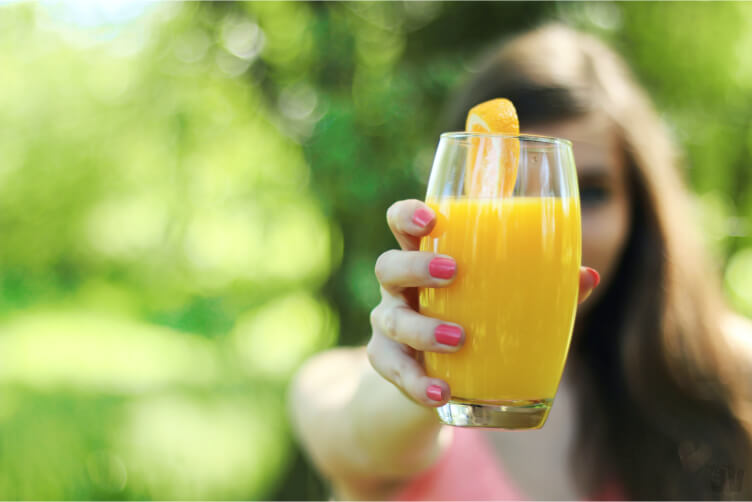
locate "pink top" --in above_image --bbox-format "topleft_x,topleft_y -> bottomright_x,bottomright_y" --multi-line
393,428 -> 626,501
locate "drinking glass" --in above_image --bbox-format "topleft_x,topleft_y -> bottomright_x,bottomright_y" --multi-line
419,132 -> 581,429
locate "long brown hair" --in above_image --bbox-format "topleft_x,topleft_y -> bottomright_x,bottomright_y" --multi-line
446,24 -> 752,500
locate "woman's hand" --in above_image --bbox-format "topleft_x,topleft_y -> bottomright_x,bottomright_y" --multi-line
368,199 -> 600,408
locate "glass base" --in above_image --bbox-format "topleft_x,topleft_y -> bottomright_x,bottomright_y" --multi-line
436,397 -> 553,429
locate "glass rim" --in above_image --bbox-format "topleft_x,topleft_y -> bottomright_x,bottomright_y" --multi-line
440,131 -> 572,146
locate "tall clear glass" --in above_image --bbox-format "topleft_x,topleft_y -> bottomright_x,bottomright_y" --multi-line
419,132 -> 581,429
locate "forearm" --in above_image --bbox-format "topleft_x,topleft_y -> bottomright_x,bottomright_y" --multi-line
289,347 -> 450,497
347,358 -> 446,477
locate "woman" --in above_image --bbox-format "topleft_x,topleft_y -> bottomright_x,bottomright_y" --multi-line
289,24 -> 752,500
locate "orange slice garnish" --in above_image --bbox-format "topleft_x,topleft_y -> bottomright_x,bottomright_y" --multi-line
465,98 -> 520,197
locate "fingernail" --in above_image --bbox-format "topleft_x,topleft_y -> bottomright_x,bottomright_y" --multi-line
412,207 -> 433,228
435,324 -> 462,346
429,257 -> 456,279
586,267 -> 600,288
426,385 -> 444,401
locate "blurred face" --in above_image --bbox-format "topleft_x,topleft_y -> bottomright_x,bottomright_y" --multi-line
528,111 -> 631,311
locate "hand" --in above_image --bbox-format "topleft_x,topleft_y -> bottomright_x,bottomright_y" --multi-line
368,199 -> 600,408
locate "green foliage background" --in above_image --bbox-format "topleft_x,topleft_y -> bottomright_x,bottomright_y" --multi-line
1,1 -> 751,499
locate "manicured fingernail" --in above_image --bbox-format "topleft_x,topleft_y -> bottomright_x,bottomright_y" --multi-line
586,267 -> 600,288
426,385 -> 444,401
435,324 -> 462,346
429,257 -> 456,279
412,207 -> 433,227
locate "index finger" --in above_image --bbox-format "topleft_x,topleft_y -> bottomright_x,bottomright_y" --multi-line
386,199 -> 437,251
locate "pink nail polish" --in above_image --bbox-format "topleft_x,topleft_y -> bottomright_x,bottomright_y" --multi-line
426,385 -> 444,401
412,207 -> 433,227
429,257 -> 456,279
587,268 -> 600,288
435,324 -> 462,346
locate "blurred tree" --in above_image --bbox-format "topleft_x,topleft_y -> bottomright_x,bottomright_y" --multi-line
0,1 -> 336,499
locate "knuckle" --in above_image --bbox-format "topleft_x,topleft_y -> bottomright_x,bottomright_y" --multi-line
374,251 -> 391,282
381,308 -> 398,339
369,306 -> 380,330
387,361 -> 403,388
386,202 -> 400,227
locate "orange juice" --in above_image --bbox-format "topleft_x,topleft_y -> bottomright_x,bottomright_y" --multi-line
419,197 -> 581,402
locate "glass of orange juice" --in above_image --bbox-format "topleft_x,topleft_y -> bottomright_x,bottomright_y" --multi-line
419,132 -> 581,429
